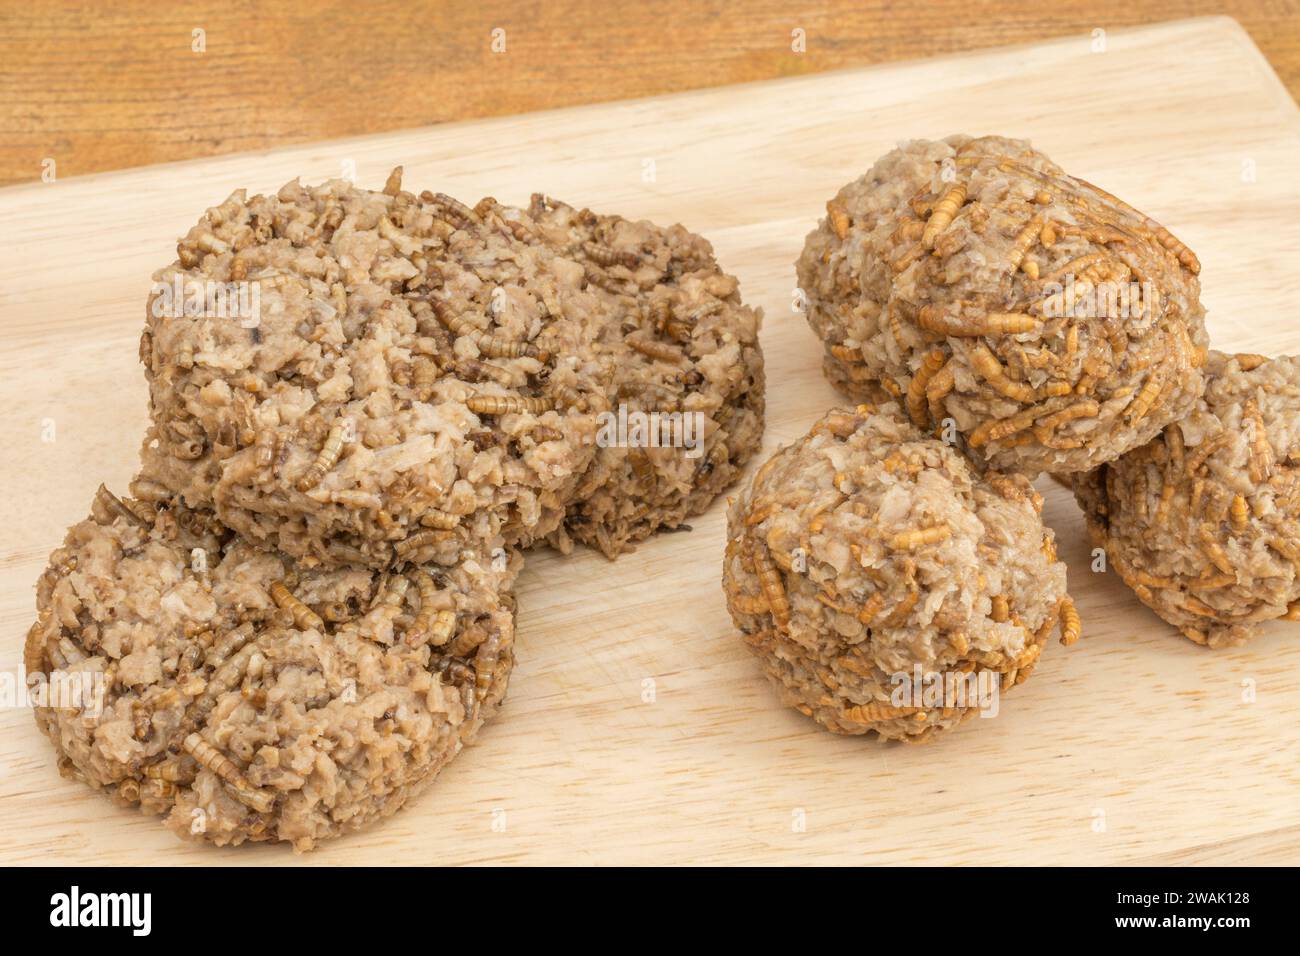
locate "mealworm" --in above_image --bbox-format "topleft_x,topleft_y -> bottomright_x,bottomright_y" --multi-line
582,240 -> 641,270
205,621 -> 255,670
433,302 -> 540,359
270,581 -> 325,631
1124,373 -> 1164,424
93,484 -> 144,527
382,166 -> 403,196
1230,494 -> 1250,532
144,758 -> 197,784
829,343 -> 863,364
419,509 -> 460,530
1148,221 -> 1200,274
472,633 -> 501,702
296,422 -> 346,492
456,358 -> 515,385
889,524 -> 951,550
968,345 -> 1035,402
917,306 -> 1041,338
551,384 -> 589,410
843,700 -> 922,722
394,529 -> 454,559
1245,400 -> 1274,483
1184,432 -> 1228,477
627,335 -> 686,364
922,183 -> 967,248
183,733 -> 275,813
1198,526 -> 1235,576
1008,214 -> 1045,271
425,191 -> 480,228
751,541 -> 791,631
906,350 -> 947,426
856,592 -> 886,625
990,595 -> 1010,623
1034,399 -> 1099,438
466,393 -> 554,416
826,200 -> 851,240
1058,597 -> 1081,646
404,570 -> 450,647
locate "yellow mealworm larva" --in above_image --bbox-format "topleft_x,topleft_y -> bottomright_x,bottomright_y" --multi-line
968,345 -> 1036,402
922,183 -> 967,248
1184,432 -> 1228,477
856,592 -> 886,626
93,484 -> 144,527
182,733 -> 275,813
1035,399 -> 1099,437
205,621 -> 255,670
990,595 -> 1010,623
551,384 -> 589,411
627,335 -> 687,364
843,700 -> 922,722
456,358 -> 515,385
403,569 -> 451,647
433,302 -> 540,360
751,541 -> 791,631
1124,373 -> 1164,424
582,240 -> 641,270
1198,526 -> 1235,576
420,509 -> 461,530
906,350 -> 947,426
889,524 -> 951,551
826,200 -> 851,240
1008,214 -> 1045,271
1246,401 -> 1274,483
466,393 -> 554,416
426,191 -> 481,228
394,529 -> 454,559
1230,494 -> 1250,533
917,305 -> 1040,338
925,363 -> 955,422
296,422 -> 347,492
1059,597 -> 1081,646
269,580 -> 325,632
1148,220 -> 1200,275
144,758 -> 197,784
829,343 -> 863,364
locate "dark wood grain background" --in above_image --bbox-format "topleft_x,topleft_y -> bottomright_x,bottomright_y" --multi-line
2,1 -> 1297,186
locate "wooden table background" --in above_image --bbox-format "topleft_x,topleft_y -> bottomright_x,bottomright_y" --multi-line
2,0 -> 1298,187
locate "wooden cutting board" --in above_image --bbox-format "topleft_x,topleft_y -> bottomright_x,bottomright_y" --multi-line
2,16 -> 1299,866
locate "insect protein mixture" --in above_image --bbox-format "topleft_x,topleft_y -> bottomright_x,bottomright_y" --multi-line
1071,351 -> 1300,649
140,169 -> 620,570
27,484 -> 519,850
722,403 -> 1077,742
797,134 -> 1208,476
525,194 -> 765,557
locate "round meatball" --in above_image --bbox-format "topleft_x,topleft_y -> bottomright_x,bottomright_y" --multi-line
797,135 -> 1208,476
1072,351 -> 1300,648
723,404 -> 1076,742
526,194 -> 765,557
26,484 -> 518,850
140,171 -> 616,568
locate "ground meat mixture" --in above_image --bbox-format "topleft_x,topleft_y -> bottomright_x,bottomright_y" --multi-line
26,485 -> 518,850
797,135 -> 1208,476
140,170 -> 617,568
526,195 -> 765,557
723,404 -> 1076,742
1072,351 -> 1300,648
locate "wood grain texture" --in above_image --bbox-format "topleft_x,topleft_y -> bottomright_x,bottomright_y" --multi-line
2,1 -> 1299,186
2,18 -> 1299,865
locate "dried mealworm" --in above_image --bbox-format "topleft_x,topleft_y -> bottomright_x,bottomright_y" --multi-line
968,345 -> 1036,402
843,700 -> 922,722
1007,214 -> 1045,272
627,334 -> 687,364
856,592 -> 886,626
204,621 -> 255,670
1124,373 -> 1164,424
296,422 -> 346,492
917,305 -> 1041,338
183,733 -> 275,813
829,343 -> 863,364
990,595 -> 1010,623
394,528 -> 454,560
426,191 -> 480,228
419,509 -> 461,530
270,580 -> 325,632
906,349 -> 947,426
456,358 -> 515,386
582,241 -> 641,270
889,524 -> 951,550
826,200 -> 851,240
922,183 -> 967,248
466,393 -> 554,416
751,541 -> 791,631
1230,494 -> 1250,533
1245,400 -> 1274,483
1058,597 -> 1081,646
433,302 -> 540,360
93,484 -> 144,527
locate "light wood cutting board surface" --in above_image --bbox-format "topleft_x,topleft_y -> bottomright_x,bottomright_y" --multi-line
2,17 -> 1298,866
